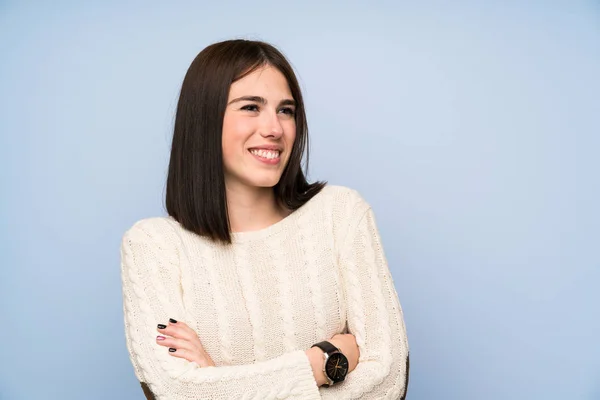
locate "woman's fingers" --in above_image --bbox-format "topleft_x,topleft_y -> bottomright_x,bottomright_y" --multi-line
167,347 -> 195,362
156,335 -> 214,366
156,336 -> 199,361
156,335 -> 197,350
157,319 -> 201,344
155,319 -> 215,366
158,337 -> 197,363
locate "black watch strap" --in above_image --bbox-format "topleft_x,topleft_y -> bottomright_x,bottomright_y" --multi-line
311,341 -> 339,355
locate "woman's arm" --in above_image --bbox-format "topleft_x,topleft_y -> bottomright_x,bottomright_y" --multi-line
321,203 -> 409,400
120,219 -> 322,400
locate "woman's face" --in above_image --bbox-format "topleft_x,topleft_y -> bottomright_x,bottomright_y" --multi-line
222,65 -> 297,191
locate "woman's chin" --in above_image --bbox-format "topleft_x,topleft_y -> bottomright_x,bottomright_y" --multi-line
228,175 -> 280,190
252,179 -> 281,189
225,169 -> 284,190
248,174 -> 283,189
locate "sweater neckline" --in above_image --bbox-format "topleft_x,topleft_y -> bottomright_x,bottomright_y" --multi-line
229,186 -> 327,244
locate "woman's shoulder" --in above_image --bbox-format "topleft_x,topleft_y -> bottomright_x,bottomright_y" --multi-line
121,216 -> 181,245
317,184 -> 372,216
307,185 -> 372,241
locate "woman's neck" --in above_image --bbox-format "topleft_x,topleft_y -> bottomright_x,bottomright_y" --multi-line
225,184 -> 290,233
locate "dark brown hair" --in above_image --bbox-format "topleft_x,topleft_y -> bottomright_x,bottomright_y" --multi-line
165,39 -> 326,244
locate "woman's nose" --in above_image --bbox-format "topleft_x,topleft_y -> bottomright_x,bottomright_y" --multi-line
259,110 -> 284,138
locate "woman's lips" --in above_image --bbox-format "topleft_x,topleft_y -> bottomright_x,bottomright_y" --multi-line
248,149 -> 281,165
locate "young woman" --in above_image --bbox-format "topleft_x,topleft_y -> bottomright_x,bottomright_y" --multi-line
120,39 -> 409,399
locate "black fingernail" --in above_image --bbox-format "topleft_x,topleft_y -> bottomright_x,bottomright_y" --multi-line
169,348 -> 176,352
157,324 -> 167,329
169,318 -> 178,323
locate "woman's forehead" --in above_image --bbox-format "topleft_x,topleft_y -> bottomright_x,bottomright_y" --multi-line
229,66 -> 291,98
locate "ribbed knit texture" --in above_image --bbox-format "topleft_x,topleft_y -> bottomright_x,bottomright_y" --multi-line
120,185 -> 409,399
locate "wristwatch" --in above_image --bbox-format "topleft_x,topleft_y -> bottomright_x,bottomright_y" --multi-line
311,341 -> 349,386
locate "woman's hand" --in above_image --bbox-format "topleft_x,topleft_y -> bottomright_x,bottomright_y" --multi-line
329,333 -> 360,373
156,318 -> 215,367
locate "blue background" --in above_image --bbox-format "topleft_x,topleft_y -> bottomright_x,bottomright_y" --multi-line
1,1 -> 599,399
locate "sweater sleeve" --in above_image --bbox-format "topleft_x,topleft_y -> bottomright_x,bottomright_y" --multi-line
321,206 -> 409,400
120,219 -> 322,400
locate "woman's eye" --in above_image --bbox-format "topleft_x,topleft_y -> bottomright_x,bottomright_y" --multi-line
241,104 -> 259,112
279,107 -> 295,116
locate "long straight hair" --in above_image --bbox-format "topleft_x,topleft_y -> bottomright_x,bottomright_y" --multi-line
165,39 -> 326,244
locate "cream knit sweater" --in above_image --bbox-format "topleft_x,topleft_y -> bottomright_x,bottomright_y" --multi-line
120,185 -> 409,400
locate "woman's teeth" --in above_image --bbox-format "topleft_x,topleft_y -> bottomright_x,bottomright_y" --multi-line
250,149 -> 280,159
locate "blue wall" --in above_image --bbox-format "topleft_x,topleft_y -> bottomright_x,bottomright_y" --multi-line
1,1 -> 598,399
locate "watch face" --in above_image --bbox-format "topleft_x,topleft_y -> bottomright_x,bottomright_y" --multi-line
325,352 -> 349,382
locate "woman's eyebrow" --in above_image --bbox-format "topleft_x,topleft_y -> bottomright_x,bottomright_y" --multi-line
227,96 -> 296,107
279,99 -> 296,107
